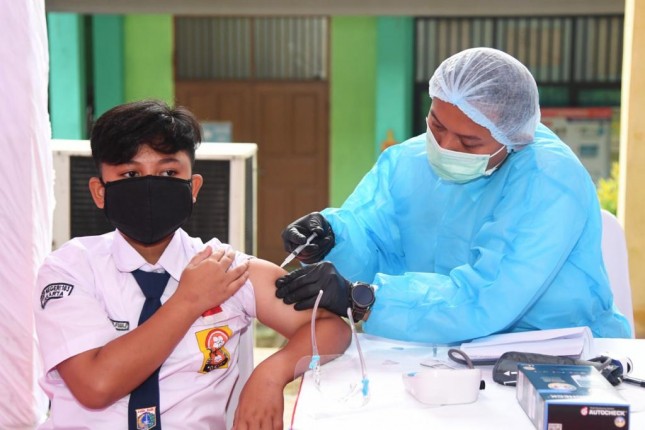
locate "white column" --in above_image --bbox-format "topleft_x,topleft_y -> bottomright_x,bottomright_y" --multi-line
620,0 -> 645,339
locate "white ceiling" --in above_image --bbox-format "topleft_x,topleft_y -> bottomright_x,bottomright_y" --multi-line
45,0 -> 624,16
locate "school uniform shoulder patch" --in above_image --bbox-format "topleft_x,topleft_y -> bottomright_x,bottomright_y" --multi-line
40,283 -> 74,309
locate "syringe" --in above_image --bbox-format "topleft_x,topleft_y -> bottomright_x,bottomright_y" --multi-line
279,232 -> 317,268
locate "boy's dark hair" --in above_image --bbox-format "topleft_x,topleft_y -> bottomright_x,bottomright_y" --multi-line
90,100 -> 202,173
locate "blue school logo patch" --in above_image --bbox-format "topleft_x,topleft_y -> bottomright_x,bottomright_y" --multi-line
40,283 -> 74,309
136,407 -> 157,429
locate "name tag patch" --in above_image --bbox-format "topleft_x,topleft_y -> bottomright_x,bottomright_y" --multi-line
110,319 -> 130,331
40,283 -> 74,309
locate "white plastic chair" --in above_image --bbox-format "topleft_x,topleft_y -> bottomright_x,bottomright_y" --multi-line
600,209 -> 635,338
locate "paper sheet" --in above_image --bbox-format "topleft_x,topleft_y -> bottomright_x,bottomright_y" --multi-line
458,326 -> 592,360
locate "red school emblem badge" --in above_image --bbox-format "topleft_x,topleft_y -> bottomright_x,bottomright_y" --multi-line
196,326 -> 233,373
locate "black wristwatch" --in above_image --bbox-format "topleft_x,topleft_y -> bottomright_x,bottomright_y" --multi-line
349,282 -> 375,323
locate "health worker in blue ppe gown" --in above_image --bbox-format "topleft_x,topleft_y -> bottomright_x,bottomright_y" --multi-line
275,47 -> 632,344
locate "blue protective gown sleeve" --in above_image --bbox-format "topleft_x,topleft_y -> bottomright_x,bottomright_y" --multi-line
322,124 -> 631,344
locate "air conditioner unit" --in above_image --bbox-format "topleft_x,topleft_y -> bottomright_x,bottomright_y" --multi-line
51,139 -> 257,254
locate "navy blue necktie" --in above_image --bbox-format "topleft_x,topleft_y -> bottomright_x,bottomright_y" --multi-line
128,269 -> 171,430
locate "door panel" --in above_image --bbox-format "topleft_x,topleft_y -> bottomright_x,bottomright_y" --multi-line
293,93 -> 322,155
176,80 -> 328,265
254,82 -> 328,265
176,81 -> 254,142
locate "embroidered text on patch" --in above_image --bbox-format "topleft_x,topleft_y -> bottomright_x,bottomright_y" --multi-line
40,283 -> 74,309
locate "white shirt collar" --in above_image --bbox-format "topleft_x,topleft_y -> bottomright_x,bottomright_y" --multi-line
111,229 -> 191,281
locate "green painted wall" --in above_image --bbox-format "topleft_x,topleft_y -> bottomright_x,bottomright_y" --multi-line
48,13 -> 87,139
92,15 -> 124,118
123,15 -> 173,103
375,17 -> 414,154
329,17 -> 378,207
48,14 -> 414,212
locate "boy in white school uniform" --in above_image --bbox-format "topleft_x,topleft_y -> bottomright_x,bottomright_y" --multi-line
34,100 -> 350,430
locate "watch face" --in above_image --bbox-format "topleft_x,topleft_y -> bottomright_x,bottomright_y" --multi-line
352,284 -> 375,307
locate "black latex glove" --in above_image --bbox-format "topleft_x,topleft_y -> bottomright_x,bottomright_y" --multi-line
275,261 -> 351,317
281,212 -> 335,264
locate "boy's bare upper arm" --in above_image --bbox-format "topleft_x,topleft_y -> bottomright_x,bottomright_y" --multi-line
248,258 -> 331,338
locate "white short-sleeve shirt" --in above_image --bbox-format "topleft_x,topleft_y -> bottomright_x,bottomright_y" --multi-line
34,229 -> 256,430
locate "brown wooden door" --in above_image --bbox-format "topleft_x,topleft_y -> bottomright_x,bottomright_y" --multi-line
176,80 -> 329,265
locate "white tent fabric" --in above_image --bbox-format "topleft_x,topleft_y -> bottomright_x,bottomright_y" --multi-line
0,0 -> 52,427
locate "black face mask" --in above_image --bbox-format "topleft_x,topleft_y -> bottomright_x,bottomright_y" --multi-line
103,176 -> 193,245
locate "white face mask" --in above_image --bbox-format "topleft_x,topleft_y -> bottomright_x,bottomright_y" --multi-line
426,128 -> 506,183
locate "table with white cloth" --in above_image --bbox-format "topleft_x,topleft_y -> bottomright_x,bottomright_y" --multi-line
290,334 -> 645,429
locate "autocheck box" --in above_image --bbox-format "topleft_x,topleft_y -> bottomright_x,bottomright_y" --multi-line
516,363 -> 629,430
